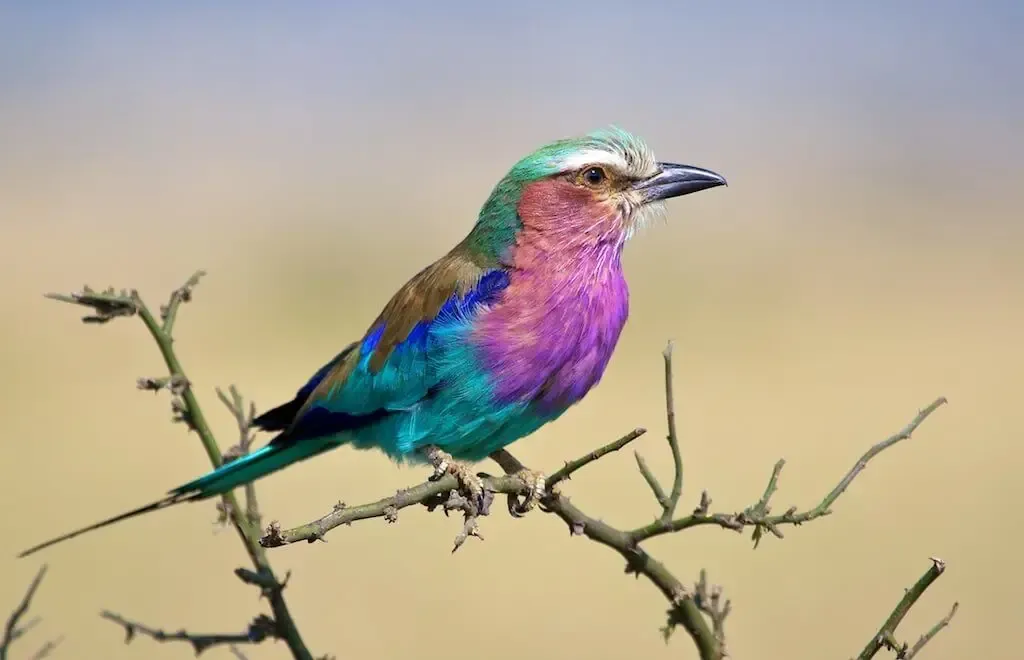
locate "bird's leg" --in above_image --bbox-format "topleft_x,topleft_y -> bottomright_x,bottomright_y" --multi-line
508,467 -> 547,518
422,445 -> 486,510
486,449 -> 548,518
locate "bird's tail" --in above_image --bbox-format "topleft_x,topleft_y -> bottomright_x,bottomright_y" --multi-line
18,438 -> 336,558
17,490 -> 198,558
171,438 -> 337,497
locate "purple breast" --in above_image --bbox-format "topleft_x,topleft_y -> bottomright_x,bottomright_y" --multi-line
471,255 -> 630,412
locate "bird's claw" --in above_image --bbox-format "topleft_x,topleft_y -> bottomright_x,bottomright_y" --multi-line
423,446 -> 488,512
508,468 -> 547,518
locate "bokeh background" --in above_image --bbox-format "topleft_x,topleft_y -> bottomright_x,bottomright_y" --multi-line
2,2 -> 1022,659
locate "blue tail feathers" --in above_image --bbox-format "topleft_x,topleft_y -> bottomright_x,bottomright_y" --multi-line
172,437 -> 340,498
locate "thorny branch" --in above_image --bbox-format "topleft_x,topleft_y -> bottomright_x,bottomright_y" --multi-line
42,271 -> 957,660
218,385 -> 262,530
264,332 -> 951,660
46,273 -> 317,660
100,610 -> 276,656
856,557 -> 959,660
0,565 -> 62,660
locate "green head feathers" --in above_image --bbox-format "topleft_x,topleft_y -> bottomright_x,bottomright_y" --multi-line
508,126 -> 659,182
464,126 -> 726,261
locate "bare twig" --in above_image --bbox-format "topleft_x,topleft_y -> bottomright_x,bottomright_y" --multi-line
26,637 -> 63,660
44,287 -> 138,324
1,565 -> 62,660
905,602 -> 959,659
218,385 -> 261,529
259,428 -> 648,548
260,472 -> 529,547
661,341 -> 685,519
491,447 -> 725,658
634,451 -> 670,509
101,610 -> 275,655
546,427 -> 647,489
48,273 -> 316,660
670,569 -> 731,654
160,270 -> 206,334
856,557 -> 958,660
633,342 -> 688,523
628,396 -> 948,546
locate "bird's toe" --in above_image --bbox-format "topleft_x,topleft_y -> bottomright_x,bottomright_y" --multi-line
422,445 -> 489,512
509,468 -> 547,518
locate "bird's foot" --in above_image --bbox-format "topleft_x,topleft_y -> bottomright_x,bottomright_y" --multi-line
423,445 -> 487,511
508,468 -> 547,518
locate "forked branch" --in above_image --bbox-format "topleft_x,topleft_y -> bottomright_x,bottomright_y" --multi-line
46,273 -> 316,660
101,610 -> 277,656
856,557 -> 959,660
0,565 -> 62,660
263,334 -> 950,660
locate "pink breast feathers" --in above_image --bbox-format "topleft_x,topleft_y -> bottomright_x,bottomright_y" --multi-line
470,177 -> 632,411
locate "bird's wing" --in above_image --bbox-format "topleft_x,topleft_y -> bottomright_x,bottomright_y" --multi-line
252,252 -> 509,440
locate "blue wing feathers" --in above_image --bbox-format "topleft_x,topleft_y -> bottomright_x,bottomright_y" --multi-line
251,344 -> 356,431
436,269 -> 509,323
254,269 -> 510,444
326,269 -> 509,416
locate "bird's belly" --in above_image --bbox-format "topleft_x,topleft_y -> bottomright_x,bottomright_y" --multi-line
347,374 -> 561,463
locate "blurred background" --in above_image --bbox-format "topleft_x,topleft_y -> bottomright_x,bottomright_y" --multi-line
1,2 -> 1022,659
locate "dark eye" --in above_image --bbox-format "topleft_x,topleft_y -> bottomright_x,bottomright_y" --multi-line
582,166 -> 607,186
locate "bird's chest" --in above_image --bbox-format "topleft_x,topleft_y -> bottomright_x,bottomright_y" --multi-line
470,263 -> 629,412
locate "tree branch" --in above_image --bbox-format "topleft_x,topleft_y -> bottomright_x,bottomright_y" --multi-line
229,646 -> 251,660
661,341 -> 685,519
218,385 -> 262,530
44,273 -> 957,660
262,341 -> 950,660
856,557 -> 958,659
905,601 -> 959,660
546,427 -> 647,489
100,610 -> 275,656
47,273 -> 316,660
628,396 -> 948,546
1,565 -> 62,660
489,447 -> 725,658
262,471 -> 519,550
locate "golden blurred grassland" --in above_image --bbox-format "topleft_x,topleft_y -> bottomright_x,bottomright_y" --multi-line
1,166 -> 1022,660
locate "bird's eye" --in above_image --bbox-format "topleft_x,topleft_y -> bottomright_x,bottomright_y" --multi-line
581,166 -> 607,186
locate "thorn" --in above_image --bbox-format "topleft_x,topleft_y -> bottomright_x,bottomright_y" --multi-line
693,490 -> 711,515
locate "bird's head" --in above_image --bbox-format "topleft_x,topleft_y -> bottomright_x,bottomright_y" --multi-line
471,126 -> 726,258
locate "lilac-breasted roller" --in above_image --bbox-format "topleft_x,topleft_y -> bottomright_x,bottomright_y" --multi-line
19,127 -> 726,557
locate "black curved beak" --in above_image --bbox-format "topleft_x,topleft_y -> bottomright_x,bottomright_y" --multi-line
633,163 -> 727,203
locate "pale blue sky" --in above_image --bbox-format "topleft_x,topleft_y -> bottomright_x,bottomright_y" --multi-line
1,2 -> 1020,235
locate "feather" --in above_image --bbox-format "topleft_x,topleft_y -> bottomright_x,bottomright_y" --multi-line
251,343 -> 357,431
255,251 -> 509,440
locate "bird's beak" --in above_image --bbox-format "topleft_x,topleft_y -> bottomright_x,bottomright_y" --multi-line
633,163 -> 727,203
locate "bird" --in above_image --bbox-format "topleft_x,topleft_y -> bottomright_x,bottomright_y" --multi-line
18,126 -> 726,558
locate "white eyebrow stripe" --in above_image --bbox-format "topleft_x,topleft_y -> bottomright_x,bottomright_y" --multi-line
555,149 -> 628,172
